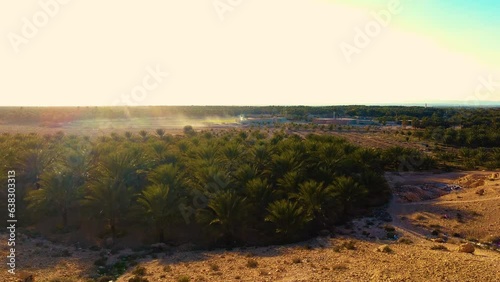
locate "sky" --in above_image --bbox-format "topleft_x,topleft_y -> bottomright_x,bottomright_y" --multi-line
0,0 -> 499,106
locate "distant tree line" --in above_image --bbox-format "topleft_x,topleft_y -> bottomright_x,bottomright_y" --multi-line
1,106 -> 498,125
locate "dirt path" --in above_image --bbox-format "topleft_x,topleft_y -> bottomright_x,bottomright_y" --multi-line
387,197 -> 429,240
399,195 -> 500,206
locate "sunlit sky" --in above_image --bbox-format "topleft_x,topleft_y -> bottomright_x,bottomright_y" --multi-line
1,0 -> 499,106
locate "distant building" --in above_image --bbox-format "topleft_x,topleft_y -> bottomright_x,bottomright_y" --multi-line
313,118 -> 355,125
240,116 -> 288,125
312,118 -> 377,126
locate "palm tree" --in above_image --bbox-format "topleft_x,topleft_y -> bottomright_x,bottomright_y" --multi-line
269,151 -> 303,182
357,170 -> 390,206
124,131 -> 133,140
330,176 -> 368,214
250,144 -> 272,172
149,142 -> 169,165
183,125 -> 195,136
291,180 -> 335,226
265,200 -> 311,241
155,128 -> 166,139
197,191 -> 249,244
220,142 -> 243,172
136,184 -> 182,242
244,178 -> 275,218
139,130 -> 148,141
233,164 -> 259,188
26,169 -> 82,228
82,150 -> 143,238
276,171 -> 302,195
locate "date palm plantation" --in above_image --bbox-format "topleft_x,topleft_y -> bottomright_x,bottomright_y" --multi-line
4,128 -> 406,246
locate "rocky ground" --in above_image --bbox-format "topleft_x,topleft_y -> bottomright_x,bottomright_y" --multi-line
2,171 -> 500,282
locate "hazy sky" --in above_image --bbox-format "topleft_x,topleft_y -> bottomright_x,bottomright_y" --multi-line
1,0 -> 499,106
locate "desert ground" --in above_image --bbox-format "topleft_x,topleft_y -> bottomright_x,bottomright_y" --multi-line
3,171 -> 499,282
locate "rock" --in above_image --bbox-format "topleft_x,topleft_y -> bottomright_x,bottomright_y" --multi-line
476,188 -> 485,196
432,238 -> 446,243
459,243 -> 475,253
24,275 -> 34,282
376,244 -> 393,253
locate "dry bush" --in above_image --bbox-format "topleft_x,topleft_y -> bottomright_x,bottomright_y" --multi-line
398,238 -> 413,244
176,275 -> 190,282
342,240 -> 357,250
292,257 -> 302,264
208,262 -> 220,271
246,259 -> 258,268
132,266 -> 147,276
430,245 -> 448,251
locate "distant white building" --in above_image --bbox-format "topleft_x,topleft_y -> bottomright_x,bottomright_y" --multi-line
239,115 -> 288,125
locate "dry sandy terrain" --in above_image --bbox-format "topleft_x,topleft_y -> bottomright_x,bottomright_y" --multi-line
0,117 -> 239,138
2,171 -> 499,282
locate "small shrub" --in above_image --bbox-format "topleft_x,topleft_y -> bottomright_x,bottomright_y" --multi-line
132,266 -> 147,276
383,225 -> 395,232
128,276 -> 149,282
164,265 -> 172,272
332,245 -> 342,252
466,237 -> 479,243
482,235 -> 500,245
332,264 -> 348,271
302,244 -> 313,250
430,245 -> 448,251
292,257 -> 301,264
397,238 -> 413,244
209,262 -> 220,271
342,240 -> 356,250
49,278 -> 73,282
177,275 -> 190,282
416,215 -> 427,221
378,245 -> 393,253
246,259 -> 258,268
